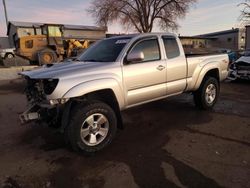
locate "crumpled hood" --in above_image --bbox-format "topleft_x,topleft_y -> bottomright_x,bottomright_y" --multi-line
20,61 -> 108,79
236,56 -> 250,64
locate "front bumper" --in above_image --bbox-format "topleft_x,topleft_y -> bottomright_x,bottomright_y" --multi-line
19,101 -> 56,124
19,105 -> 41,124
228,69 -> 250,80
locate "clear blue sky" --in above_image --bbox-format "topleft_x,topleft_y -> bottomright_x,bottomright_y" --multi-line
0,0 -> 244,36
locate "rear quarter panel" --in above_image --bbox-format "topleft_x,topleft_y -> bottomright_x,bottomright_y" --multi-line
186,54 -> 229,91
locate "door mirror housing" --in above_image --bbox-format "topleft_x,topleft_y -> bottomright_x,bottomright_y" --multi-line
126,51 -> 144,63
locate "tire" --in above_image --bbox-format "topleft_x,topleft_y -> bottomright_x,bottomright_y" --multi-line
38,49 -> 57,64
193,77 -> 219,110
5,53 -> 14,59
64,101 -> 117,153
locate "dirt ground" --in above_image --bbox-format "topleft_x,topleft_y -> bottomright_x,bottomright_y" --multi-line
0,57 -> 30,67
0,79 -> 249,188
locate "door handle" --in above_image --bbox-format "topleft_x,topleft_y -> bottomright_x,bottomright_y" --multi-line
157,65 -> 165,71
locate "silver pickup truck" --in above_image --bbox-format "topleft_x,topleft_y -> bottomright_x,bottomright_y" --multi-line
20,33 -> 229,153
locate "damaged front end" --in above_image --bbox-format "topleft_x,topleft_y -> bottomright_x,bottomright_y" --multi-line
19,76 -> 62,125
228,61 -> 250,81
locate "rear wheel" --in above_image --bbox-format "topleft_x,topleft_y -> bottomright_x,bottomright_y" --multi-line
5,53 -> 14,59
65,101 -> 117,153
193,77 -> 219,110
38,49 -> 57,64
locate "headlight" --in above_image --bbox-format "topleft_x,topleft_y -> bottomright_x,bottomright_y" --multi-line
49,98 -> 69,105
43,79 -> 59,95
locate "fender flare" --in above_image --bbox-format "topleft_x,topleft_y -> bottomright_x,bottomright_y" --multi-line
62,78 -> 125,109
193,62 -> 220,90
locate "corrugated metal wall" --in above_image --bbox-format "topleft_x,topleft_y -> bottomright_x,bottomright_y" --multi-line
246,26 -> 250,49
63,29 -> 106,40
0,37 -> 10,48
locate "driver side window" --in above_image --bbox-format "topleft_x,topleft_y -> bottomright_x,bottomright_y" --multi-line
129,39 -> 160,62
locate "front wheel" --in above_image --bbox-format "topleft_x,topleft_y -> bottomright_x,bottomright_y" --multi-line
193,77 -> 219,110
65,101 -> 117,153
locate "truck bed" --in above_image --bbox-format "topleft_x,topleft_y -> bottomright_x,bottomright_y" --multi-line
185,52 -> 226,58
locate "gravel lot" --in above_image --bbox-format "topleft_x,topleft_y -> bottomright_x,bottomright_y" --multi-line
0,57 -> 30,67
0,79 -> 249,188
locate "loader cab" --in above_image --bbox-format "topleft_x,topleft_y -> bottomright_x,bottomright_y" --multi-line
41,24 -> 65,60
41,24 -> 64,46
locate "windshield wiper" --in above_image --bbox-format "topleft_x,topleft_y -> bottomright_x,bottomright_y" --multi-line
83,59 -> 105,62
65,57 -> 81,62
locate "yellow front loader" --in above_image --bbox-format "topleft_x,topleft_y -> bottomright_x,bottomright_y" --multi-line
16,24 -> 91,64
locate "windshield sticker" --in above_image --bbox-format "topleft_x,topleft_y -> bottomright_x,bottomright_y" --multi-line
115,39 -> 130,44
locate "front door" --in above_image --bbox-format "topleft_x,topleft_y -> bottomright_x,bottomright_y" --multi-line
122,37 -> 167,106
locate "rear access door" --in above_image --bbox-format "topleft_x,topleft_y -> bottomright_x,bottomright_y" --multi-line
162,36 -> 187,94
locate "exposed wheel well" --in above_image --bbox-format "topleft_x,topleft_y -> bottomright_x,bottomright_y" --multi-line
62,89 -> 123,130
4,52 -> 14,58
204,69 -> 219,81
84,89 -> 123,129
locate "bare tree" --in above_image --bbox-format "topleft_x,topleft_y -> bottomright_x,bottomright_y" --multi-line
89,0 -> 196,33
239,0 -> 250,24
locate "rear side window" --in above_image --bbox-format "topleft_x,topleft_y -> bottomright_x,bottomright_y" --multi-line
130,39 -> 160,62
163,37 -> 180,59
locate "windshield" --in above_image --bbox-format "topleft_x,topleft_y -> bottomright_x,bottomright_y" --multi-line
79,37 -> 131,62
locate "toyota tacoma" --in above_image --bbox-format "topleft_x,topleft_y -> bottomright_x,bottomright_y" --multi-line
20,33 -> 229,153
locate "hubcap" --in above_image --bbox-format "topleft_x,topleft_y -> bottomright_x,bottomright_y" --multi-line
7,54 -> 13,58
205,84 -> 216,104
43,53 -> 53,64
80,113 -> 109,146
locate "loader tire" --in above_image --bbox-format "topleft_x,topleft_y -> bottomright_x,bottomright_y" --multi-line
38,49 -> 57,64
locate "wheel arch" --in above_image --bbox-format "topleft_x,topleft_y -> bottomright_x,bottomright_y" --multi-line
62,78 -> 125,109
4,52 -> 15,58
194,63 -> 220,90
61,88 -> 124,132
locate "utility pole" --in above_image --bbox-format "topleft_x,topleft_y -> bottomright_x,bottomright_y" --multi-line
2,0 -> 8,28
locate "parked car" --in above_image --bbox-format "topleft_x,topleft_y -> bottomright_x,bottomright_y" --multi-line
217,49 -> 237,64
19,33 -> 229,153
0,48 -> 15,59
228,50 -> 250,80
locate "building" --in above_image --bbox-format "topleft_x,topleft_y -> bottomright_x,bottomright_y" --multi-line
196,28 -> 246,51
179,36 -> 217,48
7,21 -> 107,47
179,36 -> 219,54
0,37 -> 10,49
246,25 -> 250,49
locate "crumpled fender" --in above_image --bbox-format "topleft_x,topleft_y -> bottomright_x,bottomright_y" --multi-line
62,78 -> 125,109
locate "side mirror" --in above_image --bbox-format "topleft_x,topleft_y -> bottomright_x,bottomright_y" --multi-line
126,51 -> 144,63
